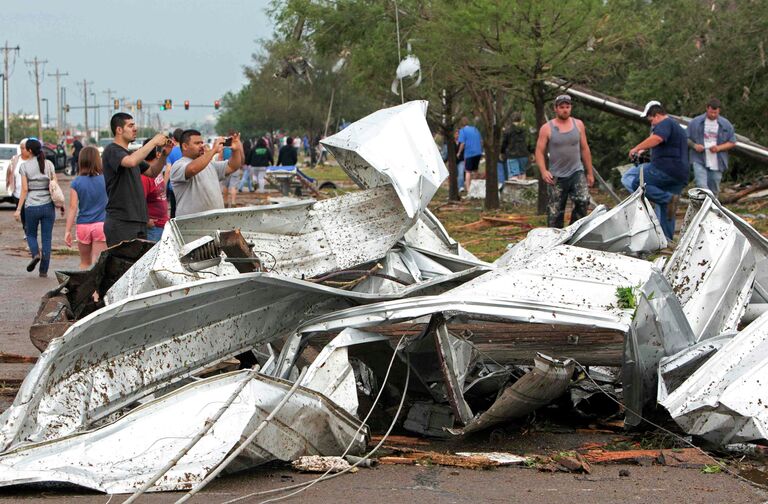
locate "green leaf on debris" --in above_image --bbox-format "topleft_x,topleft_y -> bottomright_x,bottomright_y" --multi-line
701,464 -> 723,474
616,286 -> 637,310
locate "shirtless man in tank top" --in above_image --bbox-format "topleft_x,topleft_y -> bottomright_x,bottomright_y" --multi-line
534,94 -> 595,228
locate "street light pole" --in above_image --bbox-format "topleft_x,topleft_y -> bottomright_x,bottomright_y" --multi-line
42,98 -> 49,126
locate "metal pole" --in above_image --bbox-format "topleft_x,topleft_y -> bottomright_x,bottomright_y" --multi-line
48,69 -> 68,140
393,0 -> 404,104
2,42 -> 20,143
42,98 -> 49,126
25,57 -> 47,141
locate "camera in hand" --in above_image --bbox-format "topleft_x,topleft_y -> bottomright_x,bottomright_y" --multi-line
223,137 -> 233,147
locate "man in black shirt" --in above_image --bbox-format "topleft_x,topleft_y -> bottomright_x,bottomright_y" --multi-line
70,136 -> 83,174
102,113 -> 173,246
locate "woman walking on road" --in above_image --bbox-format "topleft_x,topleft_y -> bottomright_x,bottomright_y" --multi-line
64,146 -> 108,269
14,139 -> 64,277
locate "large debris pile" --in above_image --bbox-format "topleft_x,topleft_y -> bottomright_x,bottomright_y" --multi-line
0,101 -> 766,495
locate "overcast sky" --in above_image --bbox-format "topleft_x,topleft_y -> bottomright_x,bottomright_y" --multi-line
4,0 -> 274,132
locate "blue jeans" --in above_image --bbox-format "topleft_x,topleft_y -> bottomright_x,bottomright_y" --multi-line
25,202 -> 55,274
457,160 -> 465,190
238,166 -> 254,191
146,225 -> 164,242
692,162 -> 723,197
507,157 -> 528,178
497,161 -> 507,186
622,163 -> 686,240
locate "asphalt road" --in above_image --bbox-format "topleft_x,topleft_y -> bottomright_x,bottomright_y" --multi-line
0,175 -> 765,504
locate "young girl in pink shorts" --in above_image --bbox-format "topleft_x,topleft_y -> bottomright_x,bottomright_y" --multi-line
64,146 -> 108,269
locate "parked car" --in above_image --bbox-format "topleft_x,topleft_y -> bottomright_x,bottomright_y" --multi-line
43,143 -> 68,174
0,143 -> 21,204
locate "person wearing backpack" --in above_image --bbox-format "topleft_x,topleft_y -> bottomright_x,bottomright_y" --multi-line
14,139 -> 64,277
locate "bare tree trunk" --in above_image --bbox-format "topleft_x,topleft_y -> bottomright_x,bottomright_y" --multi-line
532,80 -> 548,215
442,88 -> 459,201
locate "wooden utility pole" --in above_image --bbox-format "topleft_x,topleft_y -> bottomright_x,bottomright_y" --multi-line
25,57 -> 48,140
1,42 -> 20,143
47,69 -> 68,139
79,79 -> 93,140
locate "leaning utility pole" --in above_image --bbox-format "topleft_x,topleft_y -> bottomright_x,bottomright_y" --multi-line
47,68 -> 68,139
25,56 -> 47,141
1,42 -> 20,143
79,79 -> 93,140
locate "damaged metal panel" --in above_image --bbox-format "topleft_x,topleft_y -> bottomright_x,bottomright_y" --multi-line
567,187 -> 668,254
663,193 -> 755,342
685,188 -> 768,305
0,371 -> 367,494
4,272 -> 483,452
433,320 -> 474,425
106,185 -> 416,304
659,310 -> 768,444
300,328 -> 391,416
623,271 -> 696,426
321,100 -> 447,219
449,354 -> 575,435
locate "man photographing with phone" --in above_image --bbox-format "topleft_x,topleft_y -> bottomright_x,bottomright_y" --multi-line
170,130 -> 243,217
102,112 -> 173,246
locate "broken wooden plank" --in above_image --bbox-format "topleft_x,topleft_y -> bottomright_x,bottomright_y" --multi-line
218,229 -> 262,273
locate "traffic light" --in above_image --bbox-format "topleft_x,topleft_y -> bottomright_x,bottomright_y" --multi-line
64,104 -> 70,113
113,99 -> 119,110
162,99 -> 172,111
214,100 -> 220,110
136,99 -> 142,110
184,100 -> 190,110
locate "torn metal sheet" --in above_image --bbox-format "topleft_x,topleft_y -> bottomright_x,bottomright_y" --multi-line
300,328 -> 391,417
623,268 -> 696,426
685,188 -> 768,305
0,371 -> 366,494
449,354 -> 575,435
106,185 -> 416,303
657,332 -> 736,399
659,310 -> 768,444
321,101 -> 447,219
3,272 -> 474,452
663,192 -> 755,342
287,245 -> 693,428
567,187 -> 668,254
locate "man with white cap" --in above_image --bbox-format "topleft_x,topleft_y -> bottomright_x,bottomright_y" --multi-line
621,100 -> 688,240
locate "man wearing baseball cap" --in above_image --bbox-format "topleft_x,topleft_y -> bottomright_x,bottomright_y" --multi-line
686,98 -> 736,197
534,94 -> 595,228
622,101 -> 688,240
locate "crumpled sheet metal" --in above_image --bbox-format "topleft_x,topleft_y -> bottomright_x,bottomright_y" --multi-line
496,187 -> 667,269
567,187 -> 668,254
659,310 -> 768,444
298,245 -> 666,338
664,192 -> 755,342
106,185 -> 415,304
321,100 -> 448,219
449,354 -> 575,435
623,269 -> 695,426
299,328 -> 392,417
3,271 -> 482,453
0,371 -> 367,494
685,188 -> 768,305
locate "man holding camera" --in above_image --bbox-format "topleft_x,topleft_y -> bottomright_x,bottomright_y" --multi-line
170,130 -> 243,217
102,112 -> 173,246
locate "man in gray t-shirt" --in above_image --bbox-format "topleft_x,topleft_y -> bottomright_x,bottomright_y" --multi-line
170,130 -> 243,217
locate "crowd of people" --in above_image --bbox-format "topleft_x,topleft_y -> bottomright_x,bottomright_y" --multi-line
6,99 -> 737,277
6,112 -> 309,276
448,95 -> 736,240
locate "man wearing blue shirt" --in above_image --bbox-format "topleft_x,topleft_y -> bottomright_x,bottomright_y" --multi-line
687,98 -> 736,197
165,128 -> 184,218
622,101 -> 689,240
457,117 -> 483,193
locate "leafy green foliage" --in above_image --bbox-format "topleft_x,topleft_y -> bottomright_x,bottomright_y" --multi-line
616,286 -> 637,310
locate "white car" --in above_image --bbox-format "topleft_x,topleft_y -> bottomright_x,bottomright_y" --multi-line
0,143 -> 21,204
